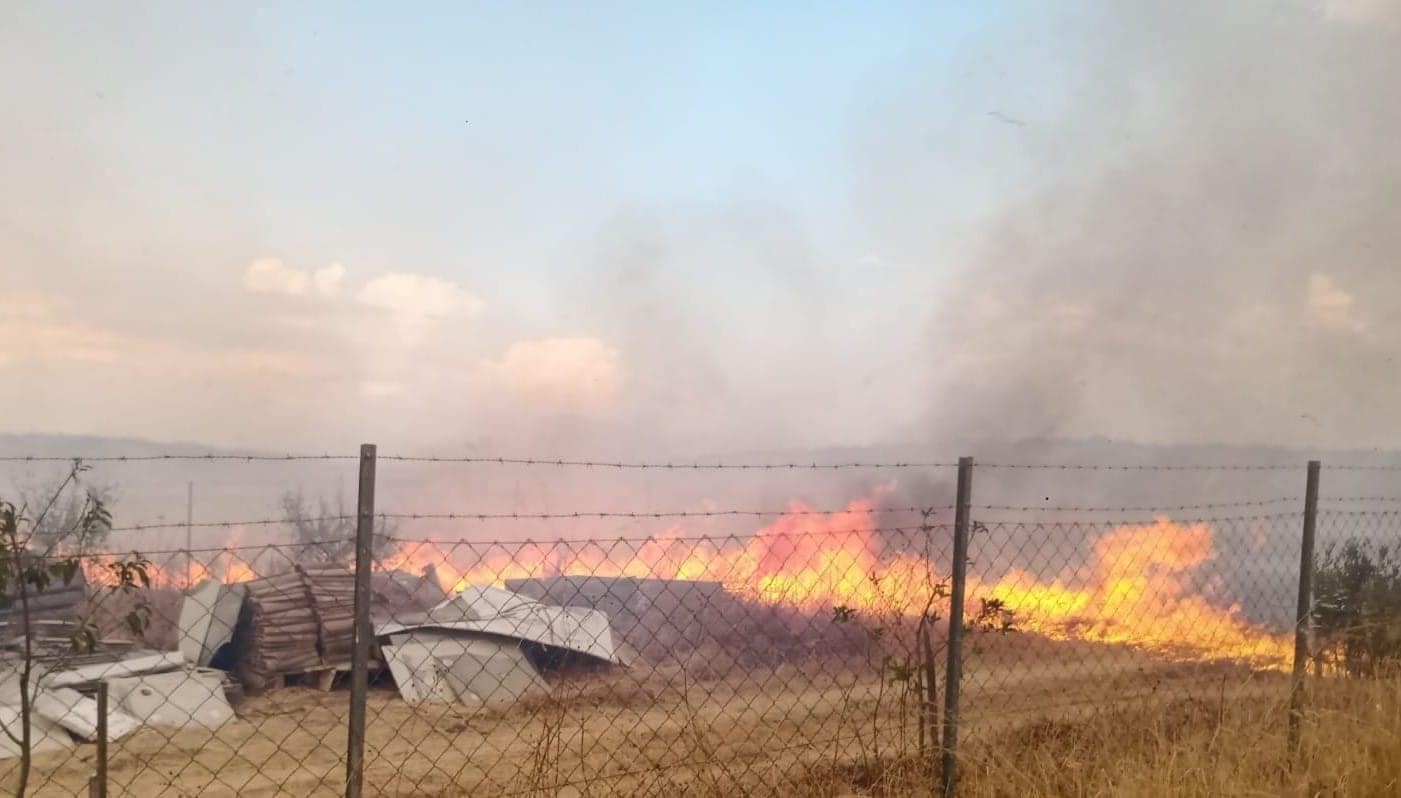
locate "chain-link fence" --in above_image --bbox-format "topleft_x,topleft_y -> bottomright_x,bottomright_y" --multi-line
0,451 -> 1397,796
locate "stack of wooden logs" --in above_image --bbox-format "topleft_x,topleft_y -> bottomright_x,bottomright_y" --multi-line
235,565 -> 357,691
238,570 -> 321,687
304,566 -> 356,665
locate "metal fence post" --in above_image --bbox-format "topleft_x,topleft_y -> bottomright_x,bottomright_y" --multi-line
1287,459 -> 1320,756
89,681 -> 107,798
941,456 -> 973,797
346,443 -> 377,798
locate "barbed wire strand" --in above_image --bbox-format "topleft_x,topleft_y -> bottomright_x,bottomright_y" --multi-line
99,496 -> 1342,534
4,449 -> 1398,470
106,514 -> 358,533
0,453 -> 356,462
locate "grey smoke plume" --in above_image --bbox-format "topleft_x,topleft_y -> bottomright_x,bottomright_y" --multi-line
864,0 -> 1401,449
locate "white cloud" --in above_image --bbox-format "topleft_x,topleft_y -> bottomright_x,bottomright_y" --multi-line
243,258 -> 344,298
475,337 -> 622,416
1307,272 -> 1365,333
312,264 -> 346,296
357,272 -> 483,319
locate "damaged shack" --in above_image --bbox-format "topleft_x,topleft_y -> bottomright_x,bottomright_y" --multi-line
375,585 -> 628,706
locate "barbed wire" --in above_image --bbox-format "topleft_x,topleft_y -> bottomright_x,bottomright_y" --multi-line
1317,508 -> 1401,519
1323,464 -> 1401,471
0,453 -> 355,463
971,497 -> 1304,513
86,537 -> 356,558
105,515 -> 356,533
380,511 -> 1307,548
383,455 -> 1320,471
379,454 -> 959,469
99,497 -> 1335,535
973,511 -> 1305,527
978,462 -> 1301,471
5,445 -> 1395,470
383,522 -> 945,547
376,506 -> 944,522
7,450 -> 1394,472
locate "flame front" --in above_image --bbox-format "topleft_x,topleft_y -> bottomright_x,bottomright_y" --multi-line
103,500 -> 1288,669
383,502 -> 1290,669
980,517 -> 1290,667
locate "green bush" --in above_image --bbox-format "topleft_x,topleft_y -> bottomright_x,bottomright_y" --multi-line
1312,539 -> 1401,676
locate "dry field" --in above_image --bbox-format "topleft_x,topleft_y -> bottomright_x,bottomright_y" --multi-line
0,637 -> 1395,797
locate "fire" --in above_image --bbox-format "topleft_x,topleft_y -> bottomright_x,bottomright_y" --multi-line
978,518 -> 1292,668
383,503 -> 1291,669
82,499 -> 1285,669
85,542 -> 262,589
381,499 -> 934,614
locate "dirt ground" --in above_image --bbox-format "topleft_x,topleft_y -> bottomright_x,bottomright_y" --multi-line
0,639 -> 1287,797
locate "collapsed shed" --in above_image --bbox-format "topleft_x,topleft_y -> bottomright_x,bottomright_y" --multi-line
375,585 -> 626,706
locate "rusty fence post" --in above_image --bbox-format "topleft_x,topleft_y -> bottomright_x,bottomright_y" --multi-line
346,443 -> 377,798
940,456 -> 973,797
1288,459 -> 1320,756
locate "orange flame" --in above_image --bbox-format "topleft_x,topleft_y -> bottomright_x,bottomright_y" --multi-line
379,502 -> 1289,669
979,517 -> 1290,667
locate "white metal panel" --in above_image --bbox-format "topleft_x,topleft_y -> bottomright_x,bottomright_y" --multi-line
444,638 -> 546,706
107,668 -> 233,728
0,706 -> 72,759
32,687 -> 142,742
381,642 -> 458,704
176,581 -> 221,666
42,651 -> 186,689
378,586 -> 623,665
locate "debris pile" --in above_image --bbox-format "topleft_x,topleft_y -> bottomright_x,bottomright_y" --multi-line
376,585 -> 627,706
231,566 -> 356,692
0,647 -> 235,760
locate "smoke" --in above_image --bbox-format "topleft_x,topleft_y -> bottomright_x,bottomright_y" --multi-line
6,0 -> 1401,468
861,0 -> 1401,449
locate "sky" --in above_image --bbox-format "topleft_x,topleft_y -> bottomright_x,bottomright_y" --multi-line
4,0 -> 1401,456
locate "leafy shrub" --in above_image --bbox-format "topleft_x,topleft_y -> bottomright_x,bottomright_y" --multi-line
1312,539 -> 1401,676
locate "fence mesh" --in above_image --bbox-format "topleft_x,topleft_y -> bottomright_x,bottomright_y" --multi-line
0,455 -> 1396,796
360,523 -> 950,796
959,513 -> 1303,738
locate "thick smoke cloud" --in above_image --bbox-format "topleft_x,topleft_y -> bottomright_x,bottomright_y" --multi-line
862,0 -> 1401,449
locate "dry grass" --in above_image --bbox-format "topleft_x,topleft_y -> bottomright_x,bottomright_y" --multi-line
789,676 -> 1401,797
0,641 -> 1397,796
